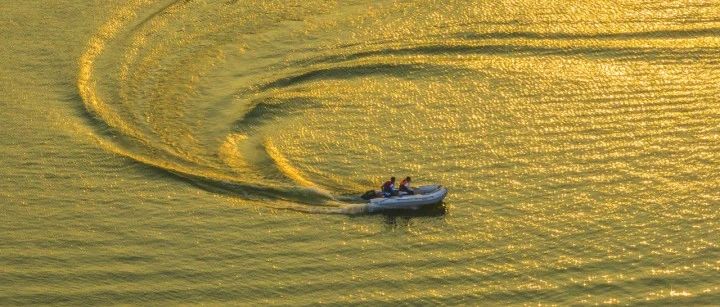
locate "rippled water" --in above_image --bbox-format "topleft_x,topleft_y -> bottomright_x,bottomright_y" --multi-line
2,0 -> 719,304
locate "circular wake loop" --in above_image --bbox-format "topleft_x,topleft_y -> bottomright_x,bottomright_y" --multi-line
76,0 -> 368,213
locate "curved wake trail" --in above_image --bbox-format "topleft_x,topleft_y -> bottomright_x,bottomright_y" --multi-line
76,0 -> 353,213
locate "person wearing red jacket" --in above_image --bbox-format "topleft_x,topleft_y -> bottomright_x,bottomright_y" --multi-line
381,177 -> 397,197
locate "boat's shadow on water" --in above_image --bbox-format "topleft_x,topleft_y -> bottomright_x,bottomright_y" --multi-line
369,202 -> 448,226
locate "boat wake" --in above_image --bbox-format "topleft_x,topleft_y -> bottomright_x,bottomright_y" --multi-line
76,0 -> 359,213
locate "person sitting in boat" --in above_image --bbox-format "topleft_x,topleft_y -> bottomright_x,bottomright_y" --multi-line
399,176 -> 414,195
381,177 -> 397,197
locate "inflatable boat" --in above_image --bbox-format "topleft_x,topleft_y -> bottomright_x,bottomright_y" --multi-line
365,185 -> 448,212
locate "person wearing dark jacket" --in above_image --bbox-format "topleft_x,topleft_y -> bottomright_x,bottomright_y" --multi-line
399,176 -> 414,195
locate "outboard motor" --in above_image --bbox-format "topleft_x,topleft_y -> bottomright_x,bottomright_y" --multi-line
360,190 -> 377,200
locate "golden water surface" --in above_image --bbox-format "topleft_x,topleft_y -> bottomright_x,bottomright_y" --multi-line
1,0 -> 719,304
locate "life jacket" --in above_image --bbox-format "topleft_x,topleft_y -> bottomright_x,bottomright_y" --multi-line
381,180 -> 394,191
400,179 -> 410,188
